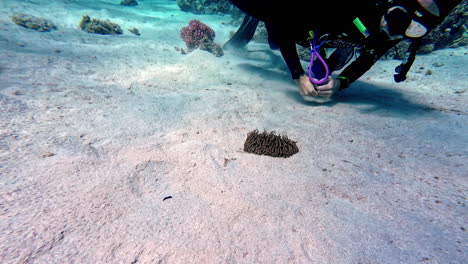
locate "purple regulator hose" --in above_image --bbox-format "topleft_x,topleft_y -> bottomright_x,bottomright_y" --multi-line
308,42 -> 330,85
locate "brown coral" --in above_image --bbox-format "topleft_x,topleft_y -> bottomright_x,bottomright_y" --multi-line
199,37 -> 224,57
11,14 -> 57,32
128,27 -> 141,36
244,130 -> 299,158
120,0 -> 138,6
79,15 -> 123,35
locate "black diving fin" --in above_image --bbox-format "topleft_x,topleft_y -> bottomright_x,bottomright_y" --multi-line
223,15 -> 259,50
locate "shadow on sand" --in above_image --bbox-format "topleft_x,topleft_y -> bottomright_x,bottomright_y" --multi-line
287,80 -> 436,118
235,48 -> 294,83
231,48 -> 438,119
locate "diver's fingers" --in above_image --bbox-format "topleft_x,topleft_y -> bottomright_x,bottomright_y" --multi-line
317,88 -> 332,96
316,83 -> 333,91
302,84 -> 318,96
316,77 -> 334,90
308,87 -> 319,97
318,92 -> 333,97
302,90 -> 318,97
319,89 -> 333,93
320,93 -> 333,98
316,86 -> 332,92
318,87 -> 333,94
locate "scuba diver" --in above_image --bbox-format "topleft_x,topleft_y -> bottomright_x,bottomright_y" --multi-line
225,0 -> 462,100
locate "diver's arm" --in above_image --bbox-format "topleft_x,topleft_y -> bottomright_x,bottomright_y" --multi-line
278,37 -> 318,97
337,43 -> 396,89
279,41 -> 305,79
336,49 -> 379,88
316,43 -> 396,98
299,47 -> 387,98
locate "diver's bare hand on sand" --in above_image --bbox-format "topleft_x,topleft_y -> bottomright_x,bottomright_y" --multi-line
295,75 -> 318,99
316,77 -> 340,98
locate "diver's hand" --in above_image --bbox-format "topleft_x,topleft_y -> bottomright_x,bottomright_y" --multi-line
316,76 -> 340,98
295,75 -> 318,98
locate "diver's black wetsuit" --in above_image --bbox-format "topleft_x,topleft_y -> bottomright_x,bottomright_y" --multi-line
229,0 -> 400,84
228,0 -> 462,88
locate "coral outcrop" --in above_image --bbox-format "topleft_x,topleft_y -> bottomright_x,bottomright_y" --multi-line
79,15 -> 123,35
176,0 -> 240,15
120,0 -> 138,6
419,1 -> 467,53
383,1 -> 467,59
128,28 -> 141,36
179,19 -> 223,57
11,14 -> 57,32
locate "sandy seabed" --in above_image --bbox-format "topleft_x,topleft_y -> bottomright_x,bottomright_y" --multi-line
0,1 -> 467,263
